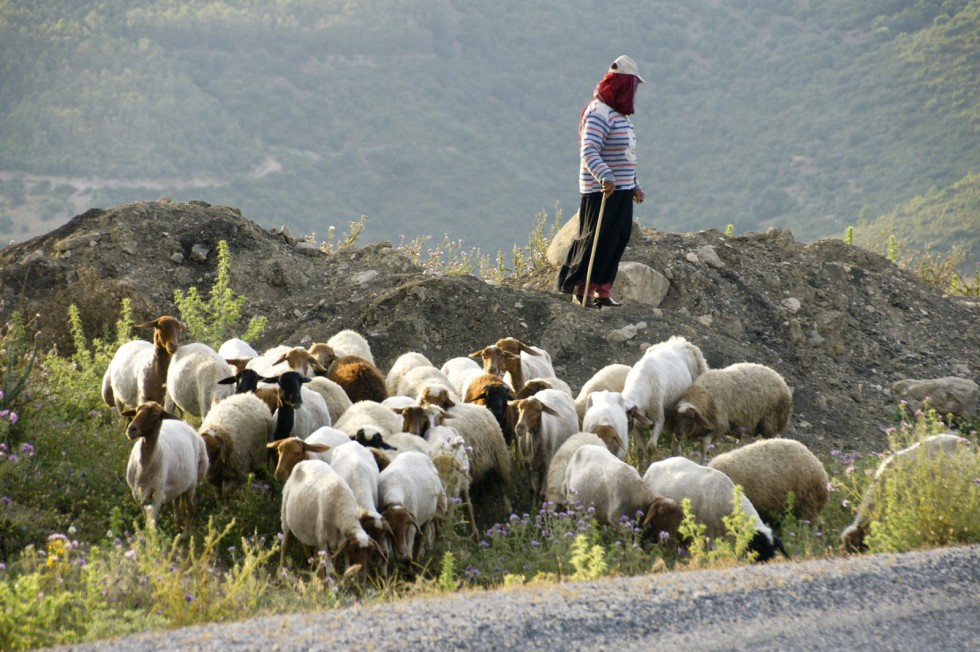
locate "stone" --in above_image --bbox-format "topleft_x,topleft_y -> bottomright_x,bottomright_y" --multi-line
892,377 -> 979,417
546,213 -> 579,266
696,245 -> 724,268
169,252 -> 185,264
353,270 -> 379,285
295,241 -> 320,257
781,298 -> 802,313
55,232 -> 100,253
190,244 -> 210,263
614,261 -> 669,307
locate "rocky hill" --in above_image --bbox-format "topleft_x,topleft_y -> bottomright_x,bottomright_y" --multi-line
2,200 -> 977,455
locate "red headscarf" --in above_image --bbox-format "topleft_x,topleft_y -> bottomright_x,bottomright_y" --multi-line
594,71 -> 640,116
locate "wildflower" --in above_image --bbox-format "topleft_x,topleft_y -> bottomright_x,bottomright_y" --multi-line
478,540 -> 489,549
0,562 -> 6,571
8,412 -> 17,425
841,499 -> 849,508
814,532 -> 823,538
7,454 -> 17,463
124,549 -> 137,561
530,540 -> 540,548
68,525 -> 76,535
659,530 -> 670,541
185,594 -> 194,603
1,496 -> 11,506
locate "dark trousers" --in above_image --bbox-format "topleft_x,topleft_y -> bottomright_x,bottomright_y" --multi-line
556,190 -> 633,296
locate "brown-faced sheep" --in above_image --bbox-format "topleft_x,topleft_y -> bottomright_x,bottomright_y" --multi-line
102,317 -> 187,413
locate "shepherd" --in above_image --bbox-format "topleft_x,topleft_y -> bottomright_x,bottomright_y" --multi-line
556,55 -> 646,308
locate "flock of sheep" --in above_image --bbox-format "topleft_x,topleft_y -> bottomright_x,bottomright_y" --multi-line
102,318 -> 973,581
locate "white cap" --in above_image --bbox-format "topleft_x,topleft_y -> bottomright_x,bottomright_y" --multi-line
609,55 -> 645,83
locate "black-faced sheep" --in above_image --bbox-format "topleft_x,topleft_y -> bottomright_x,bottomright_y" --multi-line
122,401 -> 208,532
671,362 -> 792,462
102,317 -> 187,413
708,438 -> 829,524
260,371 -> 333,440
464,373 -> 517,444
643,456 -> 788,562
561,444 -> 683,542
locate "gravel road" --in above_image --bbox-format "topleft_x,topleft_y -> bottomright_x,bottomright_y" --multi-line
62,545 -> 980,652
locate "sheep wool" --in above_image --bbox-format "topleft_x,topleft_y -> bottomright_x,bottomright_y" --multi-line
198,392 -> 275,490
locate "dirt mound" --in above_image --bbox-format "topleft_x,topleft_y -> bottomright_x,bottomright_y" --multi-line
2,199 -> 977,455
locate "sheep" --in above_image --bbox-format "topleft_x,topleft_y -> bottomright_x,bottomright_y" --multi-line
122,402 -> 208,532
279,459 -> 385,581
197,392 -> 275,492
378,451 -> 447,563
464,373 -> 517,444
164,342 -> 235,419
509,388 -> 579,506
306,375 -> 353,423
266,426 -> 351,480
102,316 -> 187,413
708,438 -> 829,523
469,337 -> 555,393
386,352 -> 435,396
840,434 -> 973,553
643,456 -> 788,562
671,362 -> 792,462
217,368 -> 262,394
425,424 -> 479,540
581,390 -> 631,459
265,346 -> 329,378
243,344 -> 293,377
260,372 -> 333,440
334,400 -> 404,438
544,432 -> 605,505
217,337 -> 258,371
324,352 -> 388,404
325,329 -> 376,366
621,335 -> 708,466
396,365 -> 460,405
440,356 -> 484,399
443,402 -> 514,515
574,363 -> 631,423
514,376 -> 574,400
357,429 -> 430,458
561,444 -> 683,542
329,440 -> 388,547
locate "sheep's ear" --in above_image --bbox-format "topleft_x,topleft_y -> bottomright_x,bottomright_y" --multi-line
259,375 -> 280,384
309,359 -> 328,374
217,376 -> 237,385
332,535 -> 352,560
369,448 -> 391,471
501,350 -> 520,361
161,409 -> 181,421
468,348 -> 486,359
120,408 -> 137,418
300,376 -> 312,384
272,353 -> 288,366
134,319 -> 158,329
224,358 -> 250,372
540,403 -> 560,418
265,440 -> 282,450
302,442 -> 331,454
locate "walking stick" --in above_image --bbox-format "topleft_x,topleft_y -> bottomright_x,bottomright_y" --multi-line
580,192 -> 608,307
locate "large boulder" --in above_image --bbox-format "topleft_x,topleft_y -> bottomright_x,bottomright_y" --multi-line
892,377 -> 979,417
613,261 -> 669,307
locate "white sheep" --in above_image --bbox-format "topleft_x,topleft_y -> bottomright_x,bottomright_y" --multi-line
544,432 -> 605,505
122,402 -> 208,532
325,329 -> 376,366
574,363 -> 631,423
306,375 -> 353,423
244,344 -> 294,377
397,365 -> 460,405
443,402 -> 514,515
708,438 -> 829,523
267,426 -> 352,481
671,362 -> 792,461
334,400 -> 404,438
165,342 -> 235,419
378,451 -> 447,563
515,376 -> 574,400
440,356 -> 484,399
102,317 -> 187,413
329,440 -> 387,546
581,390 -> 631,459
279,459 -> 385,581
469,337 -> 555,393
386,352 -> 434,396
841,434 -> 973,553
561,444 -> 683,541
426,424 -> 479,539
217,337 -> 258,370
643,456 -> 787,562
509,388 -> 580,506
622,335 -> 708,465
197,392 -> 275,492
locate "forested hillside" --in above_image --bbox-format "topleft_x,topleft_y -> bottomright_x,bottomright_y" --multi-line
1,0 -> 977,256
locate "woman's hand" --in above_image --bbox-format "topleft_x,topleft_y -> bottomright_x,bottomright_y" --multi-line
633,187 -> 646,204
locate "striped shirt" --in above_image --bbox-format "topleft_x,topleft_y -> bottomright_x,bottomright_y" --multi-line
579,99 -> 638,194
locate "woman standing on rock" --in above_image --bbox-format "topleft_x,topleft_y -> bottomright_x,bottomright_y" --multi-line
557,55 -> 646,308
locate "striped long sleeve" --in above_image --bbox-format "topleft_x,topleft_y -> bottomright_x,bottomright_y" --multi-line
579,100 -> 638,194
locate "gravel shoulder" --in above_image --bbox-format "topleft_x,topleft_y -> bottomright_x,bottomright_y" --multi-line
61,544 -> 980,652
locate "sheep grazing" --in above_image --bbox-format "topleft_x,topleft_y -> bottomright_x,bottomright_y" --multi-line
574,363 -> 631,423
562,444 -> 683,542
122,401 -> 208,532
708,438 -> 829,524
426,424 -> 479,539
260,371 -> 333,440
443,402 -> 513,515
470,337 -> 555,393
464,373 -> 517,444
329,440 -> 388,548
306,375 -> 353,423
102,316 -> 187,413
334,400 -> 404,438
622,335 -> 708,465
279,460 -> 385,581
440,356 -> 484,400
544,432 -> 605,505
267,426 -> 350,481
671,362 -> 792,461
378,451 -> 447,563
165,342 -> 235,419
643,456 -> 788,562
840,434 -> 973,553
581,390 -> 631,459
198,393 -> 274,492
217,337 -> 258,371
325,329 -> 376,366
509,388 -> 579,506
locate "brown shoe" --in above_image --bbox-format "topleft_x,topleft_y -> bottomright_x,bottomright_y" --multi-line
595,297 -> 622,307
